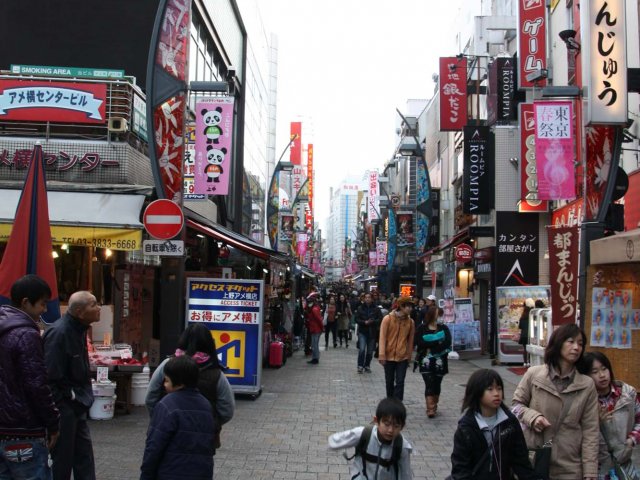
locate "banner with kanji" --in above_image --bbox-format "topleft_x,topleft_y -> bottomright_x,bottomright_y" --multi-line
548,225 -> 579,325
439,57 -> 467,131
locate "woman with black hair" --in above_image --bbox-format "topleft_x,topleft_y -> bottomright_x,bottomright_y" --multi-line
518,298 -> 535,367
512,323 -> 599,480
145,323 -> 235,453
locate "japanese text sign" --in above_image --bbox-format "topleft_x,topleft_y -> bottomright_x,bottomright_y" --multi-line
519,104 -> 548,212
439,57 -> 468,131
496,212 -> 539,286
369,251 -> 377,267
548,226 -> 579,325
0,79 -> 106,124
518,0 -> 547,89
376,240 -> 387,266
581,0 -> 628,124
463,126 -> 495,214
290,122 -> 302,165
497,58 -> 517,122
307,144 -> 314,213
368,170 -> 379,222
194,97 -> 235,195
534,102 -> 575,200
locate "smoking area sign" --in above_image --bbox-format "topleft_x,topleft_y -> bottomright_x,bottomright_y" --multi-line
186,278 -> 263,395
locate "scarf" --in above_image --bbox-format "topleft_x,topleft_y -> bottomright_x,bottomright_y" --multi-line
175,348 -> 210,364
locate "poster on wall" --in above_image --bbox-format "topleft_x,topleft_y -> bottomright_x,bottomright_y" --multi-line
186,278 -> 264,394
448,298 -> 480,351
591,287 -> 634,349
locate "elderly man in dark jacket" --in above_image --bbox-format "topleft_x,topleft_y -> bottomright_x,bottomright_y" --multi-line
355,293 -> 383,373
0,275 -> 59,480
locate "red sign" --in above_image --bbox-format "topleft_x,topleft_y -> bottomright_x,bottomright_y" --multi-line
0,79 -> 107,124
552,198 -> 584,227
439,57 -> 467,131
548,225 -> 579,325
455,243 -> 474,262
143,199 -> 184,240
519,103 -> 548,212
585,126 -> 616,220
290,122 -> 302,165
307,143 -> 314,214
518,0 -> 547,89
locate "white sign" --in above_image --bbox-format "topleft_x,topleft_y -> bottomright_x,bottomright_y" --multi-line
368,170 -> 379,221
142,240 -> 185,256
581,0 -> 628,124
96,366 -> 109,384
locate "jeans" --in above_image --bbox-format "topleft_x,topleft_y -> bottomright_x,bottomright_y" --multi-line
383,360 -> 409,401
50,403 -> 96,480
311,333 -> 321,361
0,437 -> 51,480
357,333 -> 375,368
324,322 -> 337,346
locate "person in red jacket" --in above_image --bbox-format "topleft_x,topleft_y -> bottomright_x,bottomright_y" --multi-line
305,293 -> 324,364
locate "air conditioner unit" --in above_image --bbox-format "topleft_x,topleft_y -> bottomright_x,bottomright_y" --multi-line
108,117 -> 128,133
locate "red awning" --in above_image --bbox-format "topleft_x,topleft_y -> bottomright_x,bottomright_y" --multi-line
186,218 -> 269,260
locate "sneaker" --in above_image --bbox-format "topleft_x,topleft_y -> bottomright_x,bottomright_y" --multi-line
364,367 -> 372,373
357,367 -> 364,374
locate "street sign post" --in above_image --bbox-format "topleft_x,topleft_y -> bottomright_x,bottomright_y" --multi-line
143,199 -> 184,240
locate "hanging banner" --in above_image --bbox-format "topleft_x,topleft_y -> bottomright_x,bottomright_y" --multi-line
581,0 -> 627,125
291,165 -> 306,201
519,104 -> 548,212
369,251 -> 377,267
518,0 -> 547,89
396,212 -> 414,247
368,170 -> 379,222
296,232 -> 308,258
497,57 -> 517,122
548,225 -> 579,325
194,96 -> 235,195
290,122 -> 302,165
496,211 -> 539,286
376,240 -> 387,266
307,143 -> 314,215
279,214 -> 294,244
534,101 -> 575,200
552,198 -> 584,227
387,210 -> 397,267
186,278 -> 263,395
463,126 -> 495,214
585,126 -> 616,220
439,57 -> 467,131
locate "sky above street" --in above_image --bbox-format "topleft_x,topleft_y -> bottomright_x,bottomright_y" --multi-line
246,0 -> 468,226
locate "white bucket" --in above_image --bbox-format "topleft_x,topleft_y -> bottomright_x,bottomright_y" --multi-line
92,381 -> 116,397
131,384 -> 148,406
89,394 -> 117,420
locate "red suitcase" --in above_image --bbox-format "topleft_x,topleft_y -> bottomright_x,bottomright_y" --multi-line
269,341 -> 284,368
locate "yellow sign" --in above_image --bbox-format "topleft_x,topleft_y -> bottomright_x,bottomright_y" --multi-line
0,224 -> 142,251
211,330 -> 245,378
550,0 -> 560,12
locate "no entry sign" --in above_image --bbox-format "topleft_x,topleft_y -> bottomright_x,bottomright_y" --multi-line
143,199 -> 184,240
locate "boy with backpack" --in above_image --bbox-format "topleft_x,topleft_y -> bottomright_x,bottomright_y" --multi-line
328,397 -> 413,479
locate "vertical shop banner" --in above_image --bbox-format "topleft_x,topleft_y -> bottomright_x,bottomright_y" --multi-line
290,122 -> 302,165
291,165 -> 306,200
518,0 -> 547,89
396,212 -> 414,247
186,278 -> 263,394
183,124 -> 205,201
552,198 -> 584,227
519,104 -> 548,212
387,210 -> 397,267
534,102 -> 575,200
296,232 -> 308,258
581,0 -> 627,124
548,225 -> 579,325
496,212 -> 539,286
376,240 -> 387,266
439,57 -> 468,131
307,144 -> 314,215
585,126 -> 616,220
279,214 -> 294,244
194,97 -> 235,195
463,126 -> 495,214
497,58 -> 517,122
368,170 -> 379,221
369,251 -> 377,267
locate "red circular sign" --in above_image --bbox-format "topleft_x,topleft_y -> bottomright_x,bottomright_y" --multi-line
143,199 -> 184,240
455,243 -> 474,262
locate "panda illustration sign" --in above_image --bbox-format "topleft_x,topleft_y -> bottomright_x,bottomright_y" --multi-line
195,97 -> 235,195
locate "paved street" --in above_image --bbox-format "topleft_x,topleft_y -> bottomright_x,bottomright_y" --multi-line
91,347 -> 522,479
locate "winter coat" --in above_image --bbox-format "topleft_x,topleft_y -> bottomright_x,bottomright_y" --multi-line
140,387 -> 215,480
450,405 -> 542,480
328,425 -> 413,480
306,304 -> 324,334
415,323 -> 451,375
378,311 -> 415,363
0,305 -> 59,437
326,303 -> 336,323
355,302 -> 383,336
336,300 -> 352,331
512,364 -> 599,479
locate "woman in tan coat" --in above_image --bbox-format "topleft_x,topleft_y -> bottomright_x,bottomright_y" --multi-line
512,323 -> 599,480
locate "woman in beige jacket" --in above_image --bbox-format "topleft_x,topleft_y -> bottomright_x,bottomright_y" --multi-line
512,323 -> 599,480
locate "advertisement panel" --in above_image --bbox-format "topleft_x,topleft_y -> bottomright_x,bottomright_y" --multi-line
194,96 -> 235,195
307,144 -> 314,215
463,126 -> 495,214
183,124 -> 205,201
448,298 -> 481,351
585,126 -> 616,220
548,225 -> 579,325
396,212 -> 414,247
439,57 -> 467,131
534,101 -> 575,200
376,240 -> 387,266
290,122 -> 302,165
496,212 -> 539,286
517,0 -> 547,89
186,278 -> 264,394
519,103 -> 548,212
496,57 -> 517,122
368,170 -> 379,222
0,79 -> 106,123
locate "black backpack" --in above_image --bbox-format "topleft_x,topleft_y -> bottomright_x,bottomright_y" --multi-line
346,425 -> 404,480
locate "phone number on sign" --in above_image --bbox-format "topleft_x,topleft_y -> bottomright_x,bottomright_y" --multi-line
60,238 -> 138,250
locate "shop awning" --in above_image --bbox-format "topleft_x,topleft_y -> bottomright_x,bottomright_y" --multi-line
0,190 -> 145,251
295,264 -> 316,278
185,209 -> 289,263
590,229 -> 640,264
417,228 -> 470,262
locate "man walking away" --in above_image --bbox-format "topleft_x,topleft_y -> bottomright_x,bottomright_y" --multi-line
355,293 -> 382,373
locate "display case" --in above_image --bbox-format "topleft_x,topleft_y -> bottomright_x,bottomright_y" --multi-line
527,308 -> 552,366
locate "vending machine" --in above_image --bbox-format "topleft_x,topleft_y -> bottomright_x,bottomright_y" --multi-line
527,308 -> 552,367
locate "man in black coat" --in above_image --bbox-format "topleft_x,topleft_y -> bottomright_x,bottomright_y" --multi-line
355,293 -> 382,373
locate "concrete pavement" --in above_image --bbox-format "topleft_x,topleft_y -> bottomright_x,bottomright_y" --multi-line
91,346 -> 522,479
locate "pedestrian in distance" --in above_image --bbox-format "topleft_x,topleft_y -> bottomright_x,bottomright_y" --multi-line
512,323 -> 599,480
355,293 -> 383,374
415,306 -> 451,418
305,292 -> 323,364
145,322 -> 235,455
43,290 -> 101,480
449,369 -> 542,480
324,295 -> 338,349
517,298 -> 535,366
0,275 -> 60,480
378,296 -> 415,401
578,351 -> 640,480
328,397 -> 413,479
336,293 -> 352,348
140,356 -> 215,480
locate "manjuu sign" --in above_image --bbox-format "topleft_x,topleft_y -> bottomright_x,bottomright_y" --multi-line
463,126 -> 495,214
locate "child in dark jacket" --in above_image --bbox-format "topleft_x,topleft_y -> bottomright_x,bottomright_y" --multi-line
140,356 -> 215,480
450,369 -> 541,480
